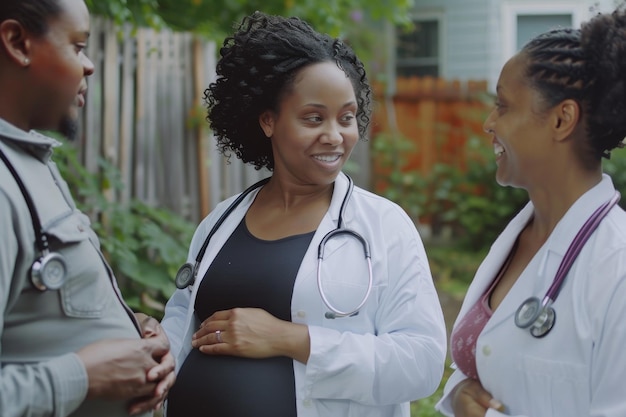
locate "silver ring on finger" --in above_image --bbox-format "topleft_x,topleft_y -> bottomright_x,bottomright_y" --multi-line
215,330 -> 223,343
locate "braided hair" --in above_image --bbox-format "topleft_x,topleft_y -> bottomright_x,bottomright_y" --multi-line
204,11 -> 372,171
521,7 -> 626,167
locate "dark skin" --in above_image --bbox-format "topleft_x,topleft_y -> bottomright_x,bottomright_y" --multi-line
451,52 -> 601,417
191,62 -> 358,366
0,0 -> 175,414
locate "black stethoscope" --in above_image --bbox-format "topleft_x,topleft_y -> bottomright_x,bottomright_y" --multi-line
175,175 -> 373,319
0,148 -> 68,291
514,191 -> 620,338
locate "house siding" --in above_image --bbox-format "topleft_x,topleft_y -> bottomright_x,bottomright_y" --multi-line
407,0 -> 614,91
408,0 -> 494,83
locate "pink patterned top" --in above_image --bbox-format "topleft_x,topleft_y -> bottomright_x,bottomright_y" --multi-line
450,249 -> 515,380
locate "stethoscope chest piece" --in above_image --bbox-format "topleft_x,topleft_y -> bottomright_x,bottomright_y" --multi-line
175,263 -> 196,290
31,251 -> 67,291
530,307 -> 555,338
514,296 -> 542,328
513,191 -> 620,339
515,296 -> 556,338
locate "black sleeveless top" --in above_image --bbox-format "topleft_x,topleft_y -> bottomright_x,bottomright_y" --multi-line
167,218 -> 314,417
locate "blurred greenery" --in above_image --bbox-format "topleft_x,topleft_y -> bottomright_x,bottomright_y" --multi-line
51,137 -> 195,318
410,241 -> 485,417
372,129 -> 528,252
84,0 -> 413,40
373,127 -> 626,254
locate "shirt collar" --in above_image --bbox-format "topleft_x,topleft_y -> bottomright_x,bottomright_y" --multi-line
0,118 -> 61,147
0,118 -> 61,161
540,174 -> 617,258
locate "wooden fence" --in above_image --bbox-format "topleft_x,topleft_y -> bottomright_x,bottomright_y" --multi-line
77,20 -> 484,225
371,77 -> 490,175
78,18 -> 273,224
77,18 -> 372,224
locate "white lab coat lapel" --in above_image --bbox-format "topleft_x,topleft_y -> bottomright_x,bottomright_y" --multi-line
178,186 -> 263,360
478,176 -> 617,333
291,173 -> 351,323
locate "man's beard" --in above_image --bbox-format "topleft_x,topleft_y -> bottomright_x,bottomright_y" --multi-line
58,115 -> 78,142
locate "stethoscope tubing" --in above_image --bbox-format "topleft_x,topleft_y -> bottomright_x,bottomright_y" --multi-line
317,228 -> 372,318
543,191 -> 620,304
176,174 -> 373,319
0,147 -> 50,254
177,177 -> 271,289
1,146 -> 69,291
515,190 -> 621,336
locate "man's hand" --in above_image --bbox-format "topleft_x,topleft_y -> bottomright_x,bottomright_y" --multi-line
77,337 -> 169,402
129,313 -> 177,415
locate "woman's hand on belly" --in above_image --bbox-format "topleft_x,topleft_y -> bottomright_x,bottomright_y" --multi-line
192,308 -> 311,363
451,378 -> 505,417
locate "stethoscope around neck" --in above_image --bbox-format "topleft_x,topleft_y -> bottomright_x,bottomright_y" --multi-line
0,148 -> 68,291
514,191 -> 620,338
174,174 -> 373,319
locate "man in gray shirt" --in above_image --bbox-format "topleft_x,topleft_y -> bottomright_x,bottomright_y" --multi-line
0,0 -> 176,416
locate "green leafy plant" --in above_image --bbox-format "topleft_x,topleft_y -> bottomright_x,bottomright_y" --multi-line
52,138 -> 196,318
602,148 -> 626,207
372,131 -> 527,252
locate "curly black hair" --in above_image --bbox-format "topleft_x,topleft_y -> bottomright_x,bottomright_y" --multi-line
203,11 -> 372,171
521,6 -> 626,168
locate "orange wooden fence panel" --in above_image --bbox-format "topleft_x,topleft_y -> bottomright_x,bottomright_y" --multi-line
371,76 -> 490,176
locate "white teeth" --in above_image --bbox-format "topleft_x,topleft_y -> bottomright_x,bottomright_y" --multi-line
494,143 -> 504,157
314,155 -> 341,162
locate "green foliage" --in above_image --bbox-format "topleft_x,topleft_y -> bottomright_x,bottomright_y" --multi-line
603,148 -> 626,207
51,138 -> 196,318
372,131 -> 527,252
427,241 -> 487,292
443,136 -> 528,249
371,132 -> 428,220
84,0 -> 165,29
84,0 -> 413,40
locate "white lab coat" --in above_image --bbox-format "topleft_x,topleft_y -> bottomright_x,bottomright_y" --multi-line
436,174 -> 626,417
162,172 -> 447,417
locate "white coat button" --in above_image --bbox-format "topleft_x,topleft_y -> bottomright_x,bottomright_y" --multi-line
302,399 -> 312,408
482,345 -> 492,356
296,311 -> 306,318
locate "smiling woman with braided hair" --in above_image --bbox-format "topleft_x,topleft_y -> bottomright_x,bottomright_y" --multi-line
435,6 -> 626,417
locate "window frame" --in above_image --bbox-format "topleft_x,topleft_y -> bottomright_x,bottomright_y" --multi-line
388,11 -> 445,95
500,1 -> 587,61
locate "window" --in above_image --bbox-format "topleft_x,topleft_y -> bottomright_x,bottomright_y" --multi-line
491,1 -> 588,92
500,1 -> 586,60
396,20 -> 440,77
516,14 -> 573,50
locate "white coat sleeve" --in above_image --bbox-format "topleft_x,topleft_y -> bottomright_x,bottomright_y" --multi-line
161,288 -> 192,361
161,217 -> 212,361
0,190 -> 88,417
588,256 -> 626,417
435,367 -> 468,417
304,209 -> 447,405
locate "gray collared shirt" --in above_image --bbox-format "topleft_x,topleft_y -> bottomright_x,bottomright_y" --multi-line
0,118 -> 150,417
